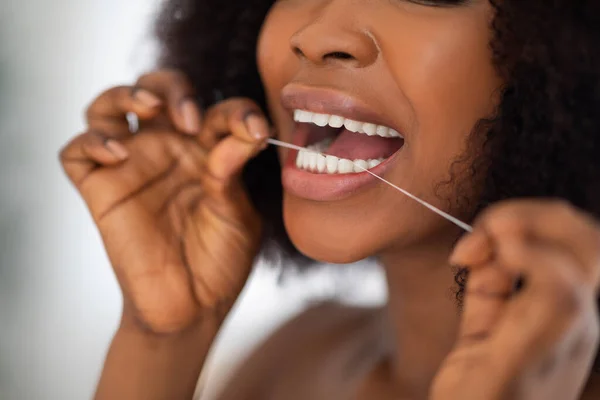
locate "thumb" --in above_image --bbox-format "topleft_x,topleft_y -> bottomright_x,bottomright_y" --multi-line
450,228 -> 494,267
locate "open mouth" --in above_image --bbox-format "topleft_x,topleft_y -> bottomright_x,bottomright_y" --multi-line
292,109 -> 405,174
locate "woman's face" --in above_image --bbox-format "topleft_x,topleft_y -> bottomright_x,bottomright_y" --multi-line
257,0 -> 501,263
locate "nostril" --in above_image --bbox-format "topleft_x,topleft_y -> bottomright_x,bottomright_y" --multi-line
325,51 -> 354,60
292,46 -> 305,58
292,45 -> 356,62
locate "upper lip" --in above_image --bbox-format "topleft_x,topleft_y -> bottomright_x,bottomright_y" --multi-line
280,84 -> 404,134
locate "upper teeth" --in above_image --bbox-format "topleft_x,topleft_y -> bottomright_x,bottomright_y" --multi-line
293,109 -> 403,139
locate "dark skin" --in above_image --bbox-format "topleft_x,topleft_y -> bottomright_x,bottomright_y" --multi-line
60,0 -> 600,399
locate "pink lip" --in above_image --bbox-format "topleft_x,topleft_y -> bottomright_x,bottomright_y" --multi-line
281,123 -> 401,202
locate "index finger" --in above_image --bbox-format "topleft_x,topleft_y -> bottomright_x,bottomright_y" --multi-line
199,98 -> 268,149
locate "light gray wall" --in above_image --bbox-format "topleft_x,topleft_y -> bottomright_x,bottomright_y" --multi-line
0,2 -> 386,399
0,1 -> 162,398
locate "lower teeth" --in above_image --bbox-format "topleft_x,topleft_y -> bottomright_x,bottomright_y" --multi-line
295,139 -> 385,174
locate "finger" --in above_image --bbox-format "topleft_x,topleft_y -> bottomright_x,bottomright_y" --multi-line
85,132 -> 205,223
491,237 -> 592,364
59,131 -> 129,186
450,228 -> 494,267
479,200 -> 600,287
86,86 -> 163,136
456,262 -> 516,345
488,243 -> 599,400
204,135 -> 267,193
199,98 -> 268,149
135,70 -> 201,135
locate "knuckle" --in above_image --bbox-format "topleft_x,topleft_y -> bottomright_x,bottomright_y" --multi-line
208,97 -> 235,111
236,98 -> 261,112
485,205 -> 525,236
206,97 -> 261,118
58,144 -> 70,163
223,97 -> 259,111
58,133 -> 84,159
137,68 -> 191,89
159,67 -> 188,81
85,85 -> 131,119
84,100 -> 97,120
547,198 -> 577,220
231,96 -> 257,106
202,104 -> 219,121
135,71 -> 159,86
58,138 -> 73,158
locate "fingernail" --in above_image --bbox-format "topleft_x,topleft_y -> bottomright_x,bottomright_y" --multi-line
450,230 -> 492,266
245,114 -> 269,140
180,99 -> 201,134
133,89 -> 161,108
105,140 -> 129,160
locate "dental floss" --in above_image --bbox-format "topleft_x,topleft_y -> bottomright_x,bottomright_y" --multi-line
266,138 -> 474,233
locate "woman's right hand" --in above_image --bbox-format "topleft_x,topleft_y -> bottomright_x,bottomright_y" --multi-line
60,70 -> 269,334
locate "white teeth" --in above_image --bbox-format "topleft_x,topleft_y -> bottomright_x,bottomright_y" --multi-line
316,154 -> 326,173
326,155 -> 338,174
344,119 -> 362,133
293,109 -> 404,139
302,151 -> 311,170
312,113 -> 330,127
388,129 -> 402,138
376,125 -> 389,137
328,115 -> 345,128
369,159 -> 382,169
296,151 -> 303,168
294,139 -> 387,174
308,152 -> 318,171
294,110 -> 313,123
363,123 -> 377,136
338,159 -> 354,174
353,159 -> 368,172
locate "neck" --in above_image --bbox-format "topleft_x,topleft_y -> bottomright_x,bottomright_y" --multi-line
379,230 -> 462,399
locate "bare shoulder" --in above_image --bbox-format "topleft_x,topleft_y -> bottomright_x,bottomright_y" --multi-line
214,301 -> 386,400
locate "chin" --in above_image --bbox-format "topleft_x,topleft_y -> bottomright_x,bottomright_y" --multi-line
288,235 -> 369,265
282,197 -> 386,265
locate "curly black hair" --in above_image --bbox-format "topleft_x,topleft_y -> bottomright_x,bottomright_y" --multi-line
155,0 -> 600,373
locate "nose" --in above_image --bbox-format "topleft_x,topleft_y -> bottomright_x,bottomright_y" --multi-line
289,5 -> 379,68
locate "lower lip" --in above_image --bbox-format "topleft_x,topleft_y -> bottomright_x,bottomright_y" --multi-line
281,125 -> 401,202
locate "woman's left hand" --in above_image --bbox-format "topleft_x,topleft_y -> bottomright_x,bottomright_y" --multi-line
430,200 -> 600,400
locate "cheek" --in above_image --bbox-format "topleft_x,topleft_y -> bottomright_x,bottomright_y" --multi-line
385,14 -> 501,155
380,9 -> 500,210
406,32 -> 500,135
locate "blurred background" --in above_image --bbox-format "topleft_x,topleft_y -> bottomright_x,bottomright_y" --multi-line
0,1 -> 386,399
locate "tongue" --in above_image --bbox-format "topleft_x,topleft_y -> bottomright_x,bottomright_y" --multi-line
326,129 -> 403,160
